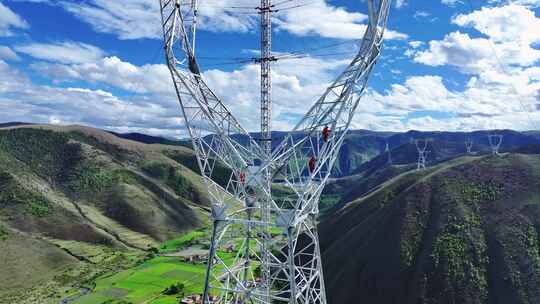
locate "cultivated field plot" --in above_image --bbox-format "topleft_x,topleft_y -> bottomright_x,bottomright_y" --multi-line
75,256 -> 207,304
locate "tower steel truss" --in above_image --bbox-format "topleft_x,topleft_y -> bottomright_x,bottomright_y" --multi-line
488,134 -> 503,155
415,139 -> 430,170
159,1 -> 391,303
465,139 -> 474,154
385,141 -> 392,165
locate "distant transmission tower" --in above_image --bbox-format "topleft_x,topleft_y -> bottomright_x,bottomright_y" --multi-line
465,139 -> 474,154
415,139 -> 430,170
385,141 -> 392,165
488,134 -> 503,155
159,1 -> 391,303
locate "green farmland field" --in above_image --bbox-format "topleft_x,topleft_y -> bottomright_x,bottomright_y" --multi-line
75,256 -> 206,304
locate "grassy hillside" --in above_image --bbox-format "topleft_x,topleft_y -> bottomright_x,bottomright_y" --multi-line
0,125 -> 211,303
322,164 -> 414,216
0,230 -> 79,295
320,154 -> 540,304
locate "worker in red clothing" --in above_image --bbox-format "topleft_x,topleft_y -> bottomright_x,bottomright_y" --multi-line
308,156 -> 317,174
239,171 -> 246,184
322,126 -> 330,142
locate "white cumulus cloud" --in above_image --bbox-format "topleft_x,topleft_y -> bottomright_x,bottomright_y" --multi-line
0,46 -> 20,61
30,56 -> 173,95
453,4 -> 540,44
0,2 -> 28,36
414,5 -> 540,73
8,41 -> 351,132
15,41 -> 106,64
274,0 -> 407,40
46,0 -> 408,41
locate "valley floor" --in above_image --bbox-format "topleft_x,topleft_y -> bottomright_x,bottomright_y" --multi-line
0,229 -> 213,304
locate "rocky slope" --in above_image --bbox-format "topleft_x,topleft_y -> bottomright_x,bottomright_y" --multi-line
320,153 -> 540,304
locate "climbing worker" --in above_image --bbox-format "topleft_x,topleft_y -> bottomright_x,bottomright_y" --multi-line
239,171 -> 246,184
308,156 -> 317,174
322,126 -> 330,142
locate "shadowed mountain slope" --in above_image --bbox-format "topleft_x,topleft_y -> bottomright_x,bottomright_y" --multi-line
320,154 -> 540,304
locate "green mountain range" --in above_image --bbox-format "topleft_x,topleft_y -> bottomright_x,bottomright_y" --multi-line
1,124 -> 539,304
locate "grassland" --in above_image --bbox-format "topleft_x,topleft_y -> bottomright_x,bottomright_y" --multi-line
160,229 -> 208,253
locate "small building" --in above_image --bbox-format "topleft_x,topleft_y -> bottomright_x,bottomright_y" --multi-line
225,244 -> 235,252
181,294 -> 202,304
192,294 -> 202,302
183,254 -> 207,264
181,293 -> 219,304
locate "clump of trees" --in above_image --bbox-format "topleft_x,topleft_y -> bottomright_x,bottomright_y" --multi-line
0,170 -> 51,217
165,151 -> 232,188
0,129 -> 83,185
0,225 -> 8,241
162,282 -> 185,296
142,161 -> 198,201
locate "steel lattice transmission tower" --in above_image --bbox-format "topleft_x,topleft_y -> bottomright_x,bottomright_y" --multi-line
415,139 -> 430,170
465,138 -> 474,154
385,141 -> 392,165
159,0 -> 391,303
488,134 -> 503,155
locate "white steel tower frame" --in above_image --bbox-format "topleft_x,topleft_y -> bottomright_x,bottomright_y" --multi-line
159,1 -> 391,303
488,134 -> 503,155
385,141 -> 392,165
415,139 -> 429,170
465,139 -> 474,154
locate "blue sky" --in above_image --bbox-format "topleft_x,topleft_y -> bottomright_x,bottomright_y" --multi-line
0,0 -> 539,138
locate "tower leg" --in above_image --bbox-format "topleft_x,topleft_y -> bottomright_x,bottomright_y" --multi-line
203,220 -> 220,304
288,227 -> 297,304
287,220 -> 327,304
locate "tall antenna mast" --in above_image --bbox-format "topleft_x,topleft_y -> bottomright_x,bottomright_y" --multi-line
258,3 -> 275,302
258,0 -> 275,156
